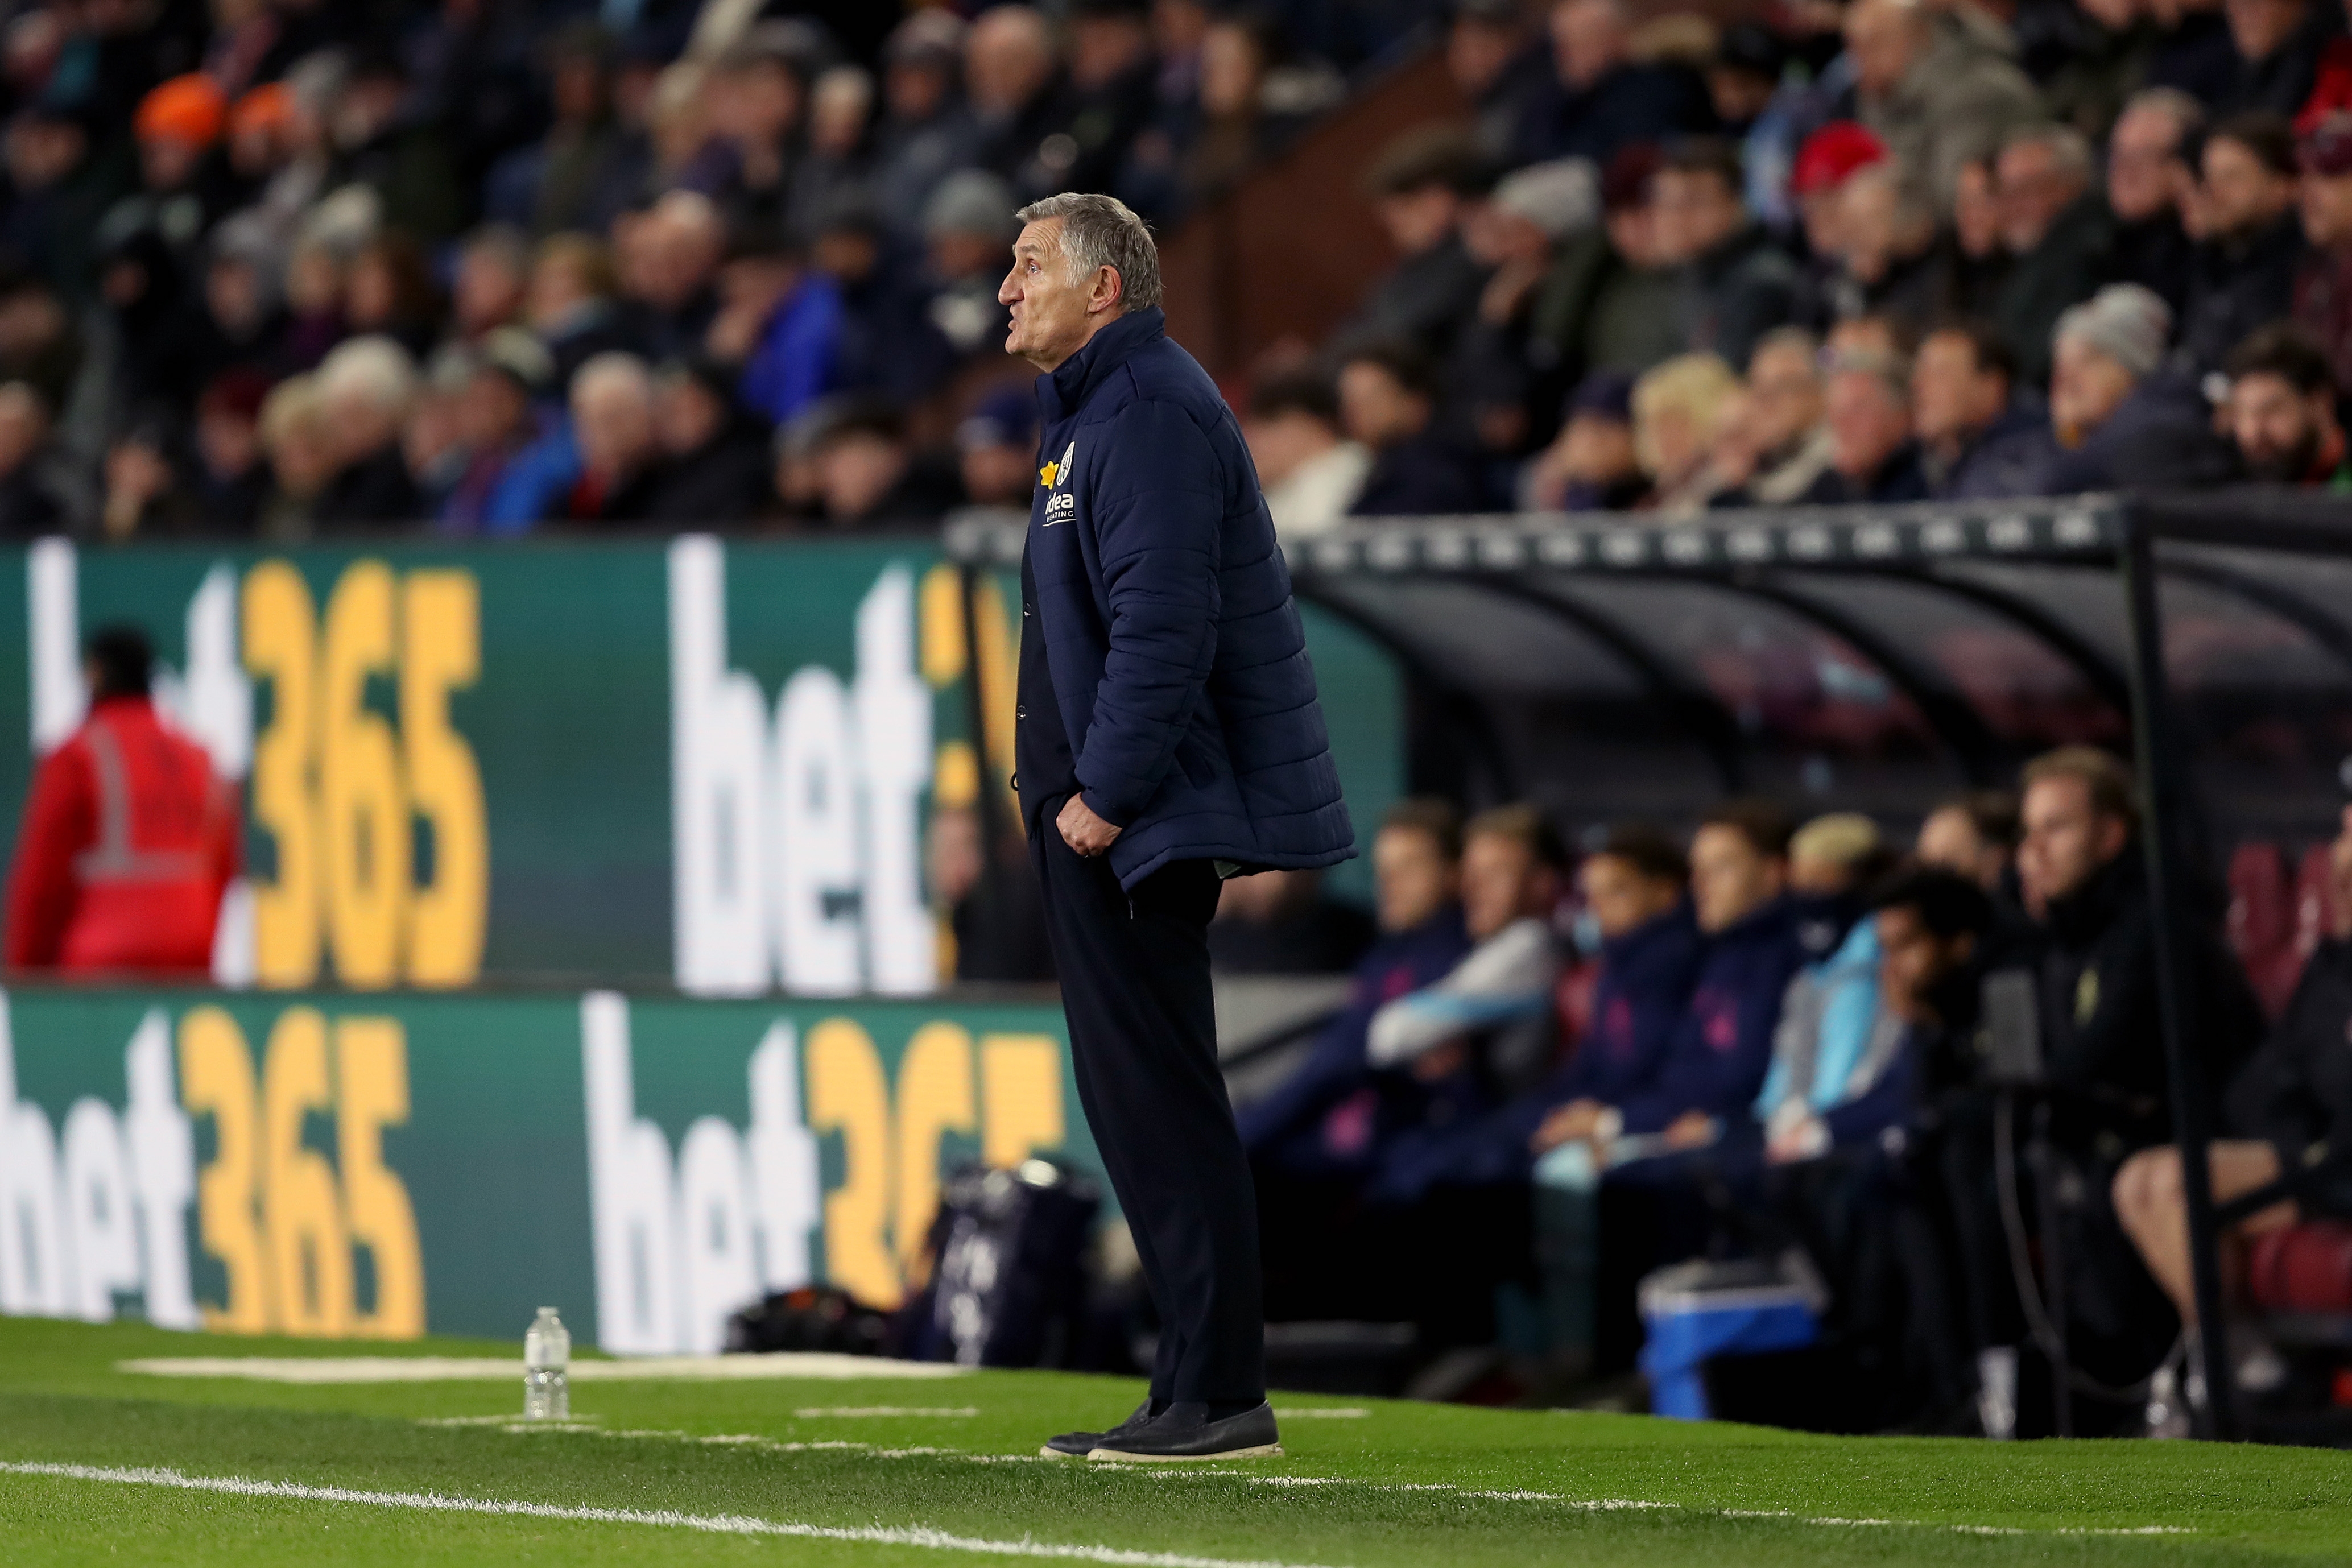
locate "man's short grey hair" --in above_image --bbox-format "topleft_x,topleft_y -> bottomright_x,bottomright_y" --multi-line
316,336 -> 419,418
2120,86 -> 2205,147
1014,192 -> 1163,313
572,351 -> 655,410
2003,122 -> 2096,187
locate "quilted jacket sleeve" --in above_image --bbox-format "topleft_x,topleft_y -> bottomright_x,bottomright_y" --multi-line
1076,398 -> 1223,826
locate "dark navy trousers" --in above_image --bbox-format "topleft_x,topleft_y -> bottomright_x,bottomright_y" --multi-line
1029,816 -> 1266,1406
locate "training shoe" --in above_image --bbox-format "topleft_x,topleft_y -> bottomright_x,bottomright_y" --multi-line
1041,1400 -> 1156,1458
1086,1401 -> 1282,1462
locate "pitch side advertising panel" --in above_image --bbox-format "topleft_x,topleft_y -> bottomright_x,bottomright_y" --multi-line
0,536 -> 1398,991
0,984 -> 1088,1348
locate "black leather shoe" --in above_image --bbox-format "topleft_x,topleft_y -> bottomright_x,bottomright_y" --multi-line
1086,1401 -> 1281,1462
1040,1399 -> 1156,1457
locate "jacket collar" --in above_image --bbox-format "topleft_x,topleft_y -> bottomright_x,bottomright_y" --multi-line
2043,847 -> 2142,948
1037,307 -> 1167,423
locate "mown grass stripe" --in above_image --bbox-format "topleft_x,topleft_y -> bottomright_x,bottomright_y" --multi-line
0,1460 -> 1341,1568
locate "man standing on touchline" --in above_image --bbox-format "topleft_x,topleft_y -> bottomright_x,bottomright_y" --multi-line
1001,192 -> 1355,1462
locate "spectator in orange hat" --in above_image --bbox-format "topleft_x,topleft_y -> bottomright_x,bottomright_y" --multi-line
128,75 -> 233,247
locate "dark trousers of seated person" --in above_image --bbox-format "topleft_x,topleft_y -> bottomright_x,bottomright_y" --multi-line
1256,1166 -> 1533,1350
1593,1149 -> 1743,1376
1028,822 -> 1264,1408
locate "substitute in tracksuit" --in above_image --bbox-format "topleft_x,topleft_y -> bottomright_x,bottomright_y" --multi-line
3,624 -> 238,977
1002,193 -> 1354,1462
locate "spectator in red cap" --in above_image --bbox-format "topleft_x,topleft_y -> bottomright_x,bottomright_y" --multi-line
1791,121 -> 1886,329
2295,113 -> 2352,390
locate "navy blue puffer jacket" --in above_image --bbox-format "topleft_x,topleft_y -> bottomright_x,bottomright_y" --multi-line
1017,307 -> 1355,888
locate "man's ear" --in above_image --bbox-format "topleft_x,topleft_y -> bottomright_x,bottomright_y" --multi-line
1089,264 -> 1125,317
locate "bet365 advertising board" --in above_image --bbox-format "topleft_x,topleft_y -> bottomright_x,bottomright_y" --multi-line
0,982 -> 1087,1348
0,535 -> 1398,1347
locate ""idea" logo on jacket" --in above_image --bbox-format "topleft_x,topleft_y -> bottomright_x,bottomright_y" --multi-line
1040,441 -> 1077,523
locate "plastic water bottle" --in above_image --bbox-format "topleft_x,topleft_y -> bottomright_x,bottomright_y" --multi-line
524,1306 -> 570,1420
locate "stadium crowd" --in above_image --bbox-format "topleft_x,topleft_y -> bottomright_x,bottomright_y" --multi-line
15,0 -> 2352,540
1205,758 -> 2352,1437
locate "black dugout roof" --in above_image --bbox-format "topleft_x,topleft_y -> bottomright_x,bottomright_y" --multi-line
949,494 -> 2352,850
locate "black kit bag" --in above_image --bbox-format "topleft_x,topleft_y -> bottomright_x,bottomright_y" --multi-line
899,1158 -> 1101,1367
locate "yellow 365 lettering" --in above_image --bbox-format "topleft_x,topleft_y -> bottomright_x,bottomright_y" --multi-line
242,559 -> 488,988
320,565 -> 407,989
179,1006 -> 426,1338
808,1018 -> 899,1308
242,565 -> 320,989
261,1008 -> 352,1337
894,1022 -> 975,1282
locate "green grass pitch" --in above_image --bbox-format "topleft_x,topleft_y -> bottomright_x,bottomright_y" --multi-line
5,1318 -> 2352,1565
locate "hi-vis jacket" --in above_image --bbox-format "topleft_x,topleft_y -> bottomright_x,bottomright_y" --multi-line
3,695 -> 240,974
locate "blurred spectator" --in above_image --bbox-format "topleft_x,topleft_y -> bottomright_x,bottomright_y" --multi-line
618,189 -> 726,363
1246,369 -> 1368,539
1803,347 -> 1929,503
0,274 -> 84,415
1791,121 -> 1890,321
1052,0 -> 1157,201
190,213 -> 290,387
526,231 -> 631,389
1848,0 -> 2040,210
1526,368 -> 1644,511
564,351 -> 664,523
871,11 -> 974,246
1913,321 -> 2058,498
1656,137 -> 1799,372
1993,123 -> 2113,387
1516,0 -> 1712,167
787,65 -> 878,245
1544,799 -> 1804,1155
1946,151 -> 2012,320
3,102 -> 111,308
646,354 -> 771,523
1452,159 -> 1599,457
1245,799 -> 1470,1319
313,336 -> 423,526
2045,0 -> 2158,142
917,170 -> 1020,370
697,27 -> 809,227
1,624 -> 238,976
954,386 -> 1042,511
965,6 -> 1070,195
440,326 -> 561,535
1344,126 -> 1489,362
1450,0 -> 1551,164
2296,113 -> 2352,390
2224,321 -> 2351,484
807,398 -> 957,528
1916,789 -> 2024,894
344,231 -> 440,358
2180,111 -> 2306,371
486,23 -> 634,237
1125,11 -> 1324,223
1709,22 -> 1800,233
926,799 -> 1054,983
257,373 -> 334,536
1719,326 -> 1834,505
1631,351 -> 1741,515
1830,162 -> 1946,338
1527,826 -> 1701,1156
124,73 -> 232,258
1339,342 -> 1483,515
2217,0 -> 2339,118
1533,144 -> 1684,386
0,382 -> 88,535
1209,867 -> 1376,975
2107,89 -> 2206,316
2044,282 -> 2237,487
332,47 -> 463,242
187,368 -> 272,531
712,226 -> 846,428
1367,803 -> 1568,1098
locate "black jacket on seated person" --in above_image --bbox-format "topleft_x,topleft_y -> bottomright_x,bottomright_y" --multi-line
1349,432 -> 1485,516
2032,850 -> 2262,1148
1798,441 -> 1931,506
646,420 -> 773,524
2225,937 -> 2352,1214
2177,211 -> 2305,374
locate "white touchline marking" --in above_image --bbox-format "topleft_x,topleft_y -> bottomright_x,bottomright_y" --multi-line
0,1461 -> 1341,1568
119,1354 -> 969,1384
795,1407 -> 982,1418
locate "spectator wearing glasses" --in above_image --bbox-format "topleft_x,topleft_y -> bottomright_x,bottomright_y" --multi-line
1913,320 -> 2058,499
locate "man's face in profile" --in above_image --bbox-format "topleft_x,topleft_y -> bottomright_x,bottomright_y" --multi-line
2018,774 -> 2126,910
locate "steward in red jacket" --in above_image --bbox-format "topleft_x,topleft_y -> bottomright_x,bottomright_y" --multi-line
3,626 -> 240,975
